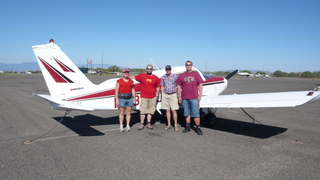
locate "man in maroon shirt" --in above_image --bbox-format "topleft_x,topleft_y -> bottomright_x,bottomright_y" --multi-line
177,61 -> 203,135
130,65 -> 160,130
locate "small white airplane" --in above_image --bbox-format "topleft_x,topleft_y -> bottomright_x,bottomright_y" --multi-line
237,71 -> 252,77
31,39 -> 320,126
254,73 -> 261,78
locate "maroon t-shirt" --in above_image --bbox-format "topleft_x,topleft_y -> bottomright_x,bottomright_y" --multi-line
176,71 -> 203,99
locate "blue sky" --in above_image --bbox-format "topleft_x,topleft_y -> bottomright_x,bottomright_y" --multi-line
0,0 -> 319,72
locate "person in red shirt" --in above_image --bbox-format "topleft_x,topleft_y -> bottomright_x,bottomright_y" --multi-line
130,65 -> 160,130
115,69 -> 135,132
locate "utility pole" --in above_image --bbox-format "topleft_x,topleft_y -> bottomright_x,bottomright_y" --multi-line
102,51 -> 106,70
206,59 -> 209,72
262,64 -> 267,72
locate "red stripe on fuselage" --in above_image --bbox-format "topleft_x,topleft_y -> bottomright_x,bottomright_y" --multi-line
203,77 -> 224,84
66,89 -> 116,101
66,76 -> 223,102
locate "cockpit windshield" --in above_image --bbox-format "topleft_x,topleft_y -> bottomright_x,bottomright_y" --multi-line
201,70 -> 211,80
194,69 -> 211,81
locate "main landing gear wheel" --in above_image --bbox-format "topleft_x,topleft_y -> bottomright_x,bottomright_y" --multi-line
206,113 -> 217,127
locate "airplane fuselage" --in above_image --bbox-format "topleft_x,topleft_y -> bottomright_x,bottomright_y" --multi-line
50,67 -> 228,111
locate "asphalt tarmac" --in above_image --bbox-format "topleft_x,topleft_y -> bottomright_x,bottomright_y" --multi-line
1,74 -> 320,179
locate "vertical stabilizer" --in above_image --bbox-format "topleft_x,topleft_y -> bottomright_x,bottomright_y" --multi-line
31,40 -> 93,97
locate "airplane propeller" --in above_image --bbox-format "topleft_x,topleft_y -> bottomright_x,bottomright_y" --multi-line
225,69 -> 238,80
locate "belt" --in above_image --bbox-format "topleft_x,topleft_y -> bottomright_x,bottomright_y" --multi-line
165,92 -> 176,95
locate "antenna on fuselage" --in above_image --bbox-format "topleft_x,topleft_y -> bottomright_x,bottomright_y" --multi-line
149,58 -> 159,70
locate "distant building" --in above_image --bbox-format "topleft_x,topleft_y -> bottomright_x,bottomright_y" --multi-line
78,67 -> 89,73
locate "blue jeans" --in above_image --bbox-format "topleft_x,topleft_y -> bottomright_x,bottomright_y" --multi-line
119,98 -> 133,108
182,98 -> 200,117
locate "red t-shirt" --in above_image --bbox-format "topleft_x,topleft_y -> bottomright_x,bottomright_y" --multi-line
135,73 -> 160,98
117,78 -> 134,93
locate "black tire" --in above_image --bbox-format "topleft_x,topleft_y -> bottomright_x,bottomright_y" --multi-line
206,113 -> 217,127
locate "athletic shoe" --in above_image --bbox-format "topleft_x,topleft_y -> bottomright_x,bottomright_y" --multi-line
182,126 -> 191,133
195,127 -> 202,135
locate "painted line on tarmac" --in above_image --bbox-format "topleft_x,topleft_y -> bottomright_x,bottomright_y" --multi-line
33,122 -> 162,142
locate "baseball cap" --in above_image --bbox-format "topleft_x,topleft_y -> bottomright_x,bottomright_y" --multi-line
165,65 -> 171,70
122,68 -> 130,73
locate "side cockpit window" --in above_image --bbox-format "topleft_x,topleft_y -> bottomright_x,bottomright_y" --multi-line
194,70 -> 210,81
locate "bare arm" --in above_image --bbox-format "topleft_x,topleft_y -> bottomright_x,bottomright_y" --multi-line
177,84 -> 182,104
129,75 -> 136,80
132,85 -> 135,98
156,86 -> 160,96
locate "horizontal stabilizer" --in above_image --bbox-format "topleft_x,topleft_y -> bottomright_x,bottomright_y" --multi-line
200,91 -> 320,108
33,93 -> 94,111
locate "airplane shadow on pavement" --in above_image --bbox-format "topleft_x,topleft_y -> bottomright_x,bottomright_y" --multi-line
52,110 -> 287,139
158,109 -> 287,139
208,118 -> 287,139
52,112 -> 141,136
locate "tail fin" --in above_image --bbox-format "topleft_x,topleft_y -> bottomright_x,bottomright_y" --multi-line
31,39 -> 93,97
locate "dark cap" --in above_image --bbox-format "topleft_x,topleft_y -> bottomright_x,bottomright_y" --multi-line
165,65 -> 171,70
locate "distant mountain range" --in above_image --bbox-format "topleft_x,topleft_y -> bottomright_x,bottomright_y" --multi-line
0,62 -> 115,72
1,62 -> 317,73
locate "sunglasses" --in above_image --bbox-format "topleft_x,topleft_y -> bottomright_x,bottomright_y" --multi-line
146,68 -> 153,70
185,64 -> 192,66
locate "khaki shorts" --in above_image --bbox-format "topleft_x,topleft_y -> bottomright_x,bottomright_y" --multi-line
161,93 -> 179,110
140,97 -> 157,115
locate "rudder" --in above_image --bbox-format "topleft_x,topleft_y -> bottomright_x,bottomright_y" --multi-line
31,39 -> 93,97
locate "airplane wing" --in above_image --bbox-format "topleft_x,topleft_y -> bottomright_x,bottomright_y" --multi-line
200,91 -> 320,108
33,94 -> 94,111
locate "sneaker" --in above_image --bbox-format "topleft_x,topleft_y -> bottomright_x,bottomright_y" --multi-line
138,123 -> 144,131
120,127 -> 125,132
182,126 -> 191,133
146,123 -> 153,130
125,126 -> 130,132
195,127 -> 202,135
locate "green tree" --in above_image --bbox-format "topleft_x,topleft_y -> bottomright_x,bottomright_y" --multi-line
255,71 -> 266,75
313,71 -> 320,78
107,65 -> 121,73
288,72 -> 298,77
300,71 -> 313,78
274,70 -> 288,77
